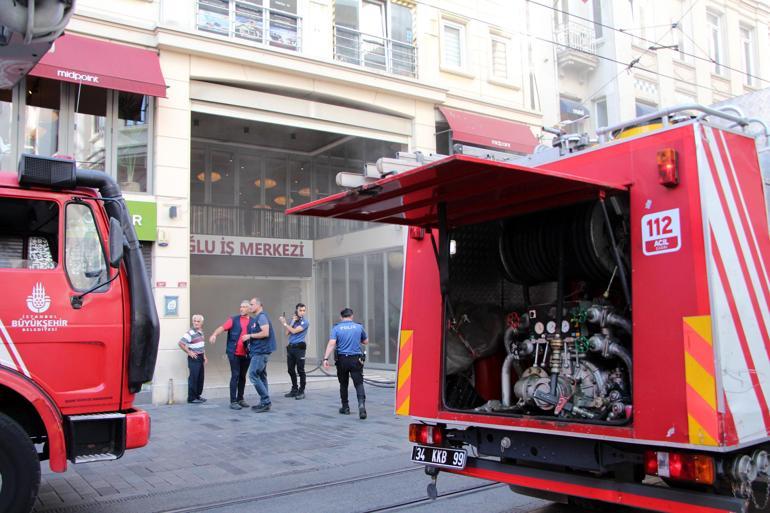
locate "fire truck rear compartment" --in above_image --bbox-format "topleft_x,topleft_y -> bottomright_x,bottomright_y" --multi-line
443,195 -> 633,424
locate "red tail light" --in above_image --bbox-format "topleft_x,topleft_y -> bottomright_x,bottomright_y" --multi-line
409,424 -> 444,445
644,450 -> 714,484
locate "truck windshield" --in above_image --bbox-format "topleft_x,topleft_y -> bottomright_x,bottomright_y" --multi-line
65,203 -> 107,291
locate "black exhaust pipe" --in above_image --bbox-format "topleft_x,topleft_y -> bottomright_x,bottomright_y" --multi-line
75,169 -> 160,393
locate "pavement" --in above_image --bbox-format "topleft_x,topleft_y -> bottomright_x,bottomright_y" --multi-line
32,368 -> 428,512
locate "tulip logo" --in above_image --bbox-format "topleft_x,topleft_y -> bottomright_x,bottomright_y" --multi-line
26,283 -> 51,314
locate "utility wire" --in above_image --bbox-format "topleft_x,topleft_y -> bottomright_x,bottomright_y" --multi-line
528,0 -> 770,86
406,0 -> 741,101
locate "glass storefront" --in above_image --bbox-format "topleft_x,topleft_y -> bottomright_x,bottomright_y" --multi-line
1,77 -> 153,191
315,250 -> 403,366
191,116 -> 406,368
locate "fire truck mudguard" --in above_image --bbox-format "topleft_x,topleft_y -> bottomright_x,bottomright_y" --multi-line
0,368 -> 67,472
453,458 -> 746,513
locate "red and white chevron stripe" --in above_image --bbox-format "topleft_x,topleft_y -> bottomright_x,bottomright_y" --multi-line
696,124 -> 770,446
0,319 -> 30,377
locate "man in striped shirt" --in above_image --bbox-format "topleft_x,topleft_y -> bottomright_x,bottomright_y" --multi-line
179,314 -> 208,404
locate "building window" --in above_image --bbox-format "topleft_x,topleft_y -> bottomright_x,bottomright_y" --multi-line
0,89 -> 13,171
491,37 -> 508,80
197,0 -> 301,51
333,0 -> 416,78
12,77 -> 154,192
635,100 -> 657,117
592,0 -> 603,38
740,25 -> 755,86
594,97 -> 608,131
674,0 -> 692,63
441,19 -> 466,70
707,11 -> 725,76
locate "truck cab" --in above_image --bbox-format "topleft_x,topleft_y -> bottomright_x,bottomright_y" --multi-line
0,154 -> 159,513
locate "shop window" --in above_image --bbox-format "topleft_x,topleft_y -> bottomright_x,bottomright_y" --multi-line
74,85 -> 107,171
386,249 -> 403,362
24,77 -> 60,157
0,89 -> 12,170
117,93 -> 149,192
210,151 -> 235,206
191,150 -> 206,205
366,252 -> 386,364
0,197 -> 59,270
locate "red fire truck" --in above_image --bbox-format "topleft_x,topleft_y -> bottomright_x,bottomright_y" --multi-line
289,106 -> 770,512
0,155 -> 160,513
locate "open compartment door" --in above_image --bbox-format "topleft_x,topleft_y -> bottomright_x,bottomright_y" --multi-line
286,155 -> 629,226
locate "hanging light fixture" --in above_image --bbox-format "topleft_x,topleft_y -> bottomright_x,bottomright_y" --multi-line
196,171 -> 222,182
254,178 -> 277,189
274,195 -> 292,206
298,187 -> 311,197
253,203 -> 272,210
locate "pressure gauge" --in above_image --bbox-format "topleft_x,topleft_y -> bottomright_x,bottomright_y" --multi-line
562,320 -> 571,333
546,321 -> 556,334
534,322 -> 544,335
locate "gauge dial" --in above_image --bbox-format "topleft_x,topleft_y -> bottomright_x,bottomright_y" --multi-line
546,321 -> 556,334
534,322 -> 544,335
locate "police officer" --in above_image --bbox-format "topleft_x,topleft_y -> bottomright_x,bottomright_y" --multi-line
323,307 -> 368,419
279,303 -> 309,400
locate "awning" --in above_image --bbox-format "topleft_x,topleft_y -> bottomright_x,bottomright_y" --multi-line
30,34 -> 167,97
560,97 -> 589,121
286,155 -> 628,229
438,106 -> 537,154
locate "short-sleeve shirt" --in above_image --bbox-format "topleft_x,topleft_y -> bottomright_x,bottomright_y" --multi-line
248,311 -> 276,354
222,315 -> 250,356
288,318 -> 310,345
179,329 -> 205,355
329,320 -> 367,355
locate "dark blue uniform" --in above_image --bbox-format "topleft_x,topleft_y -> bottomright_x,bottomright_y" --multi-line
287,317 -> 310,396
330,320 -> 368,414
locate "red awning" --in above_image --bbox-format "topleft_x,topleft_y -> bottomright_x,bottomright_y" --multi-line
30,34 -> 166,97
286,155 -> 628,229
439,106 -> 537,154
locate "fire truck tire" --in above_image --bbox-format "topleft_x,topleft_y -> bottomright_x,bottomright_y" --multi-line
0,413 -> 40,513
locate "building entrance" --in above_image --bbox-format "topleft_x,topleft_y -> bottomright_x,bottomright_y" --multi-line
191,275 -> 311,387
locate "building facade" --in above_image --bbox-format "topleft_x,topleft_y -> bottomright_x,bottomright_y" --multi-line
0,0 -> 556,403
551,0 -> 770,135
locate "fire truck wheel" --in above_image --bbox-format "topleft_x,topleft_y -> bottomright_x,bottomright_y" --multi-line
0,413 -> 40,513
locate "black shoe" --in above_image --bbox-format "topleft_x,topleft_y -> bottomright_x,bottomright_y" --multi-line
252,404 -> 271,413
294,392 -> 305,400
284,390 -> 298,398
237,400 -> 250,408
359,407 -> 367,420
197,396 -> 207,402
188,398 -> 204,404
339,406 -> 350,415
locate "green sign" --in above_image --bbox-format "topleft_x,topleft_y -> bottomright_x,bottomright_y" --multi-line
125,200 -> 157,241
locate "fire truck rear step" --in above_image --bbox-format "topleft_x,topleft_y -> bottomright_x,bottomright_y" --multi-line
65,413 -> 126,463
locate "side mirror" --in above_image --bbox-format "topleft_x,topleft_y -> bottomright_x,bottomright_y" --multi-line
108,217 -> 124,268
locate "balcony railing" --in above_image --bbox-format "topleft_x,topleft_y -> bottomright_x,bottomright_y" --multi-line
196,0 -> 302,51
555,22 -> 598,56
333,25 -> 417,78
191,204 -> 369,240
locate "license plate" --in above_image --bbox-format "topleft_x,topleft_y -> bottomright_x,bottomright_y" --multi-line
410,444 -> 467,470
